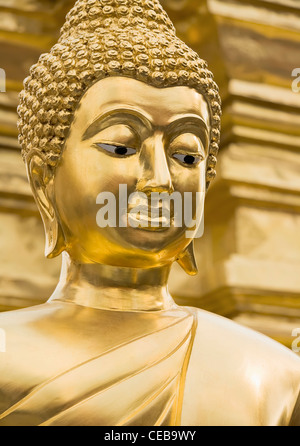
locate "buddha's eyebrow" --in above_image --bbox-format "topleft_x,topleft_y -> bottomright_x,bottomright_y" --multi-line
82,109 -> 150,141
82,109 -> 209,148
166,115 -> 209,150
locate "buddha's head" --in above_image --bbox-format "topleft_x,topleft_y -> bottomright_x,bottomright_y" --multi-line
17,0 -> 221,274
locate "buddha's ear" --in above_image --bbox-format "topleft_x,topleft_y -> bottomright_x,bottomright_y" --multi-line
26,151 -> 65,259
176,241 -> 198,276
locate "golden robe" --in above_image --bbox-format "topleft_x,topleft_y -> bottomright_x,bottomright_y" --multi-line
0,301 -> 299,426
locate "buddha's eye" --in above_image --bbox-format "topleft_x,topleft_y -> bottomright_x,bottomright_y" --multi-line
96,143 -> 137,157
173,153 -> 203,166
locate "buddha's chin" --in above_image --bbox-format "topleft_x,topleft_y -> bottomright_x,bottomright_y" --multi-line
68,234 -> 187,268
65,222 -> 189,266
118,224 -> 188,252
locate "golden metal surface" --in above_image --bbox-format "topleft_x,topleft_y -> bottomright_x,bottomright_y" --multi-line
0,0 -> 299,347
0,0 -> 299,426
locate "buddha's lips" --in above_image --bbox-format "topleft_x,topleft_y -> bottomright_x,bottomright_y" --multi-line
127,202 -> 173,229
128,204 -> 171,214
128,212 -> 172,230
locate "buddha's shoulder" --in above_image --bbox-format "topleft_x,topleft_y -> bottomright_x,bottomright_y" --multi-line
0,302 -> 96,400
0,301 -> 80,355
0,301 -> 69,327
181,307 -> 300,425
0,302 -> 63,356
191,307 -> 300,370
0,303 -> 68,413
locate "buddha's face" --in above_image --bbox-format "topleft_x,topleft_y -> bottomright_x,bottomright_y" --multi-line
52,77 -> 210,268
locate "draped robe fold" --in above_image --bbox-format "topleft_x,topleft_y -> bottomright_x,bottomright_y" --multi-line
0,301 -> 300,426
0,302 -> 196,426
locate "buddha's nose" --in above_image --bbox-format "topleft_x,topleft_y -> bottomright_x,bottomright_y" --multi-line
136,132 -> 174,195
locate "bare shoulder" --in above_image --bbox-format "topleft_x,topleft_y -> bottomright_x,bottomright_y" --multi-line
181,307 -> 300,426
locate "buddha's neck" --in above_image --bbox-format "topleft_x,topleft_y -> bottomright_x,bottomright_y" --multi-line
48,252 -> 176,312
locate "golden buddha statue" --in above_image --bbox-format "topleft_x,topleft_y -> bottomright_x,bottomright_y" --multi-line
0,0 -> 299,426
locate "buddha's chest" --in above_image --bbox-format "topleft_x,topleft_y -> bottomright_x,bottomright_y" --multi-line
0,308 -> 195,426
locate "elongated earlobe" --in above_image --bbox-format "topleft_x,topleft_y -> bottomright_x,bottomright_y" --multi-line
44,217 -> 65,259
27,152 -> 66,259
176,242 -> 198,276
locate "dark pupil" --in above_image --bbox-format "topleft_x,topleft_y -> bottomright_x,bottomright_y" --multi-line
115,146 -> 128,155
184,155 -> 195,165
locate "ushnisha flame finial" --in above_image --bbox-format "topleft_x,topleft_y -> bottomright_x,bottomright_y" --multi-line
17,0 -> 221,185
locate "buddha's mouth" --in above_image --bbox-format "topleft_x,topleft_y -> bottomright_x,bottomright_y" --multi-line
127,203 -> 173,231
127,211 -> 173,231
96,185 -> 200,236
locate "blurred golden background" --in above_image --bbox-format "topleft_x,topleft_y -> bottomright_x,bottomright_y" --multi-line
0,0 -> 300,348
